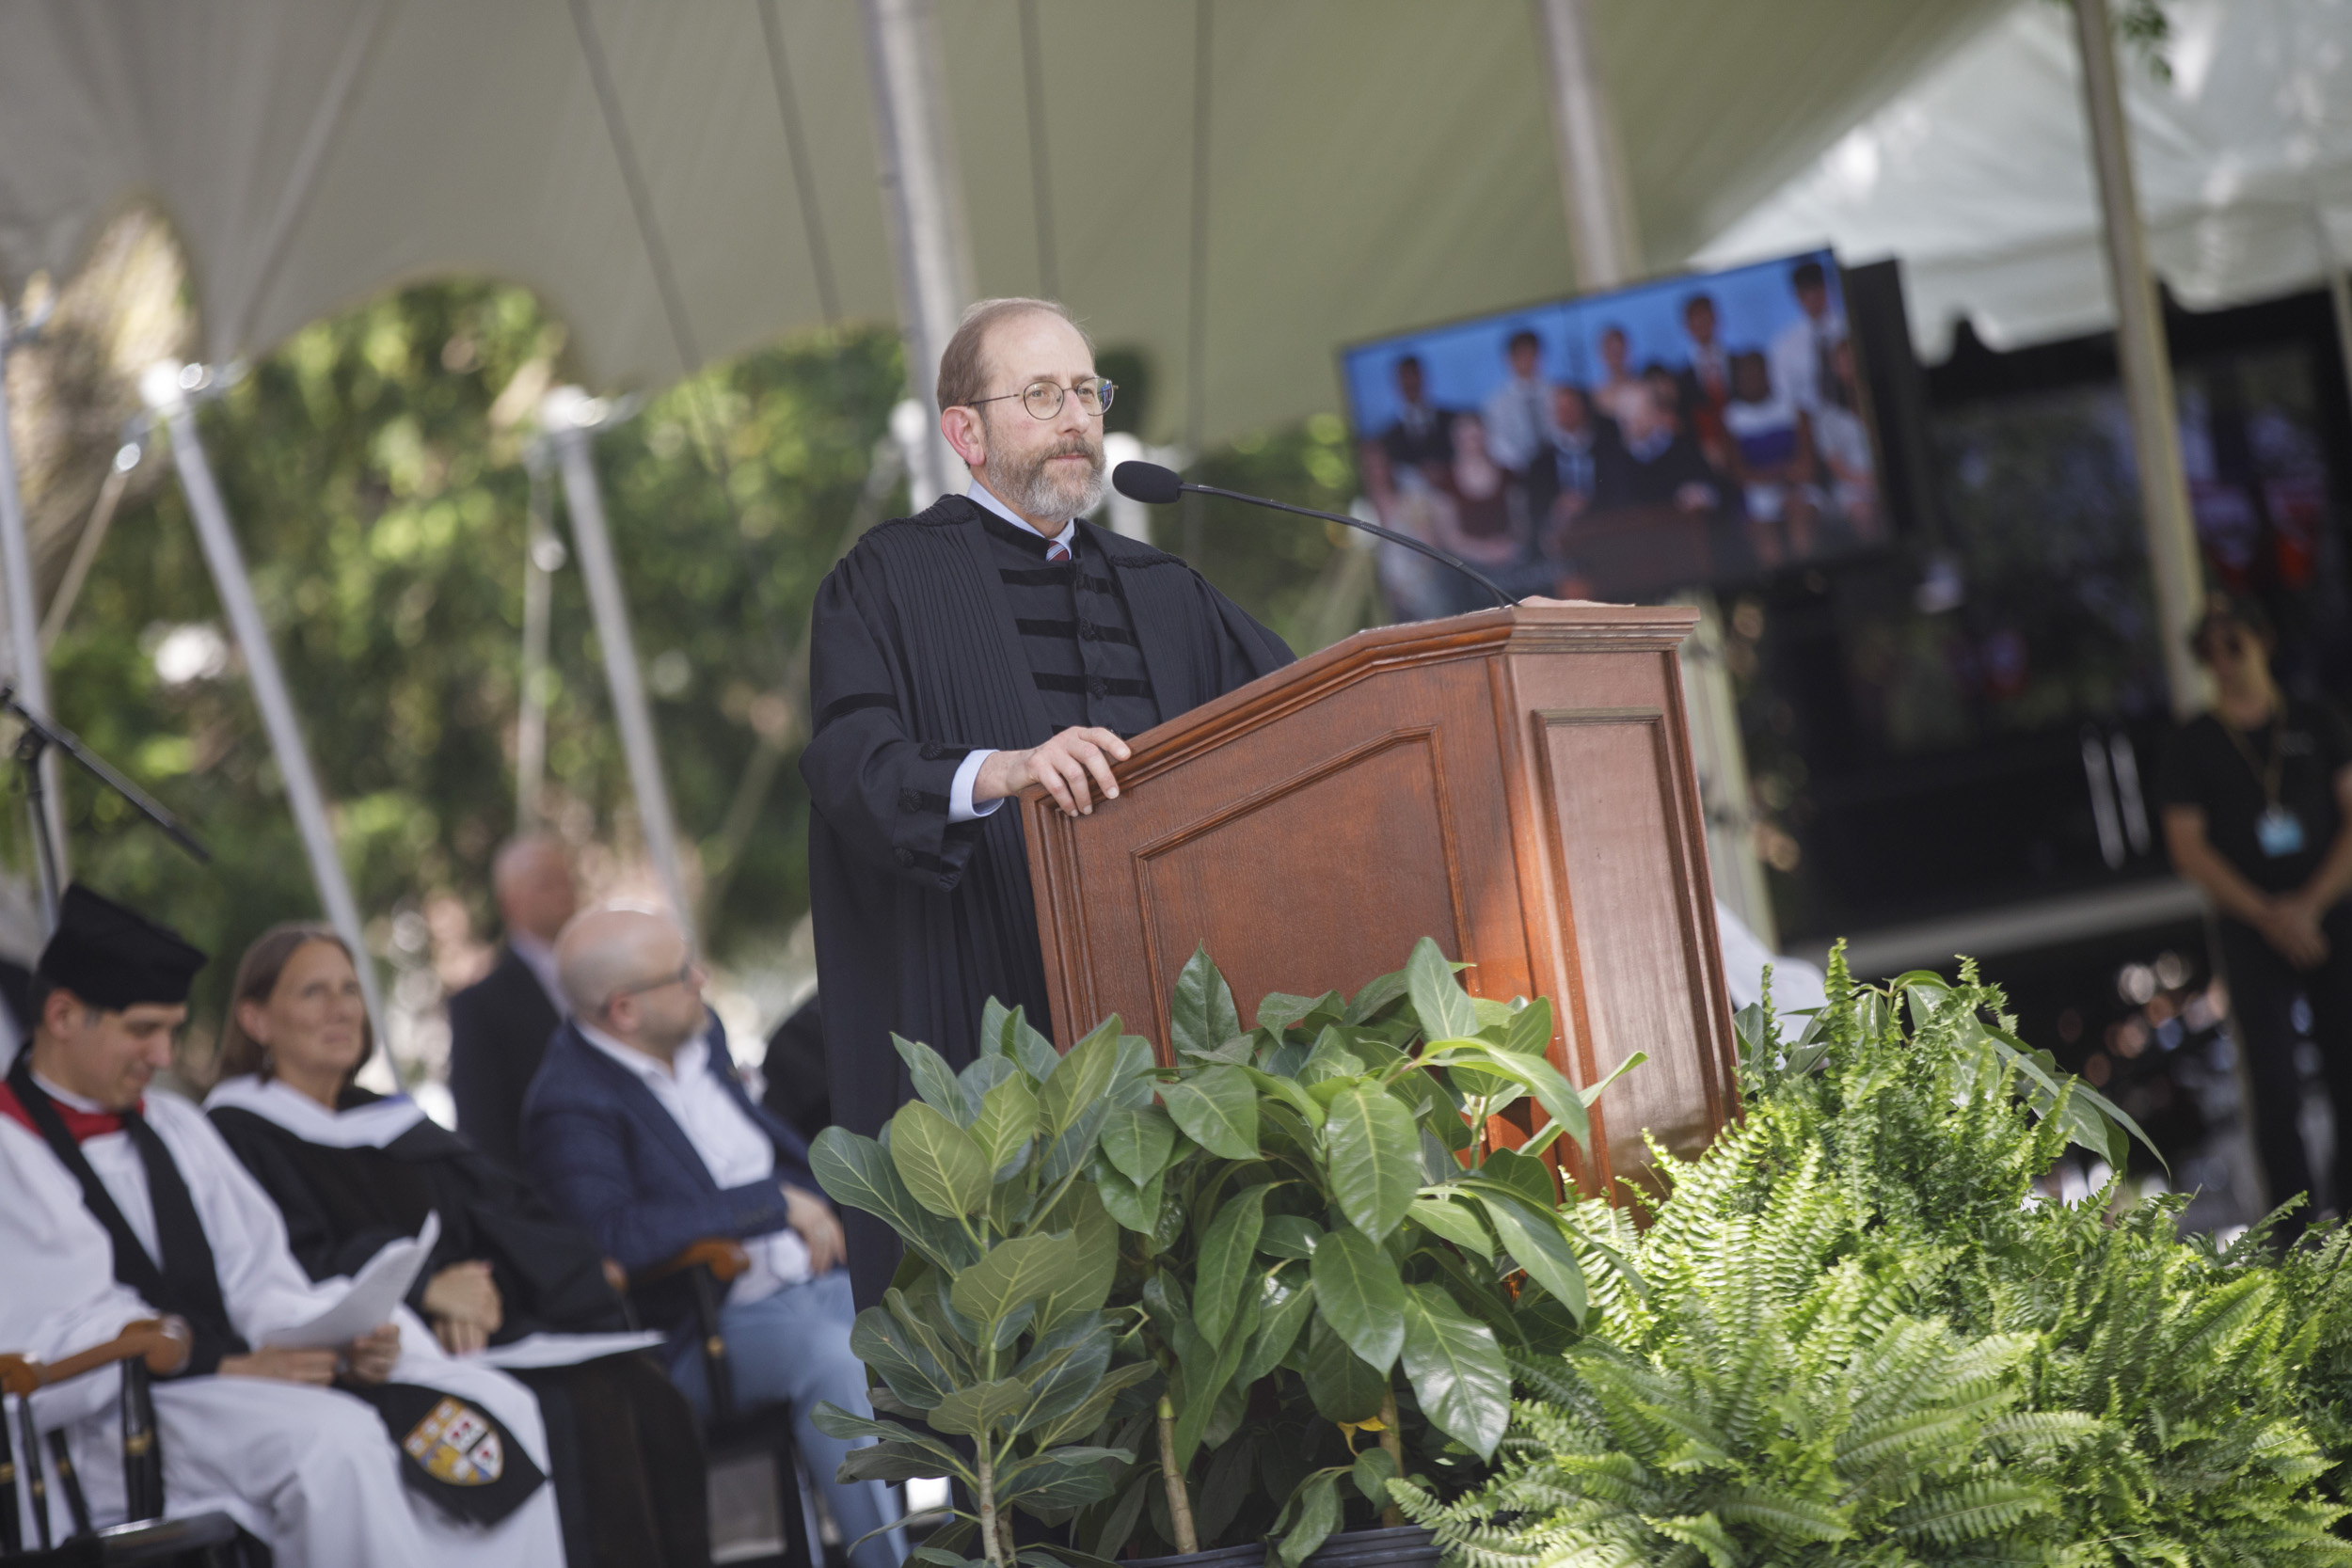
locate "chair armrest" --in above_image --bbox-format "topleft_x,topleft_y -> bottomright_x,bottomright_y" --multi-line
0,1318 -> 193,1398
626,1238 -> 753,1291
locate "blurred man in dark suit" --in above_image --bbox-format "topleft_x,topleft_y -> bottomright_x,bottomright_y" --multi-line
448,835 -> 576,1168
1377,355 -> 1454,478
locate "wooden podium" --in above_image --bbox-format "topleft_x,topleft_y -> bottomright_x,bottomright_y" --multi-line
1020,602 -> 1740,1202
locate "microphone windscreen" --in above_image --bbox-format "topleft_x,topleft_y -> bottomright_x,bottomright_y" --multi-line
1112,461 -> 1184,505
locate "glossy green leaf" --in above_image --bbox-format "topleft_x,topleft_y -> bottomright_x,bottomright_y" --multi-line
1030,1359 -> 1158,1450
1406,1193 -> 1496,1262
1479,1147 -> 1559,1211
889,1099 -> 993,1217
1310,1227 -> 1407,1371
1275,1471 -> 1342,1568
1256,990 -> 1341,1036
1235,1266 -> 1315,1386
1040,1098 -> 1113,1188
1259,1214 -> 1326,1259
1323,1084 -> 1422,1242
850,1305 -> 958,1410
1041,1019 -> 1124,1138
1110,1035 -> 1160,1108
1195,1185 -> 1269,1347
1009,1316 -> 1114,1434
1406,936 -> 1481,1042
1010,1006 -> 1062,1085
981,997 -> 1014,1058
837,1440 -> 963,1485
895,1033 -> 972,1126
1579,1049 -> 1648,1108
1241,1066 -> 1327,1131
1170,945 -> 1244,1061
1502,997 -> 1555,1057
1343,965 -> 1412,1026
1399,1283 -> 1510,1458
970,1072 -> 1041,1174
1299,1316 -> 1387,1423
1161,1064 -> 1259,1160
958,1053 -> 1021,1121
927,1376 -> 1030,1437
950,1231 -> 1078,1327
1171,1284 -> 1261,1469
1350,1446 -> 1399,1510
811,1128 -> 980,1270
1467,1186 -> 1587,1323
1427,1040 -> 1588,1150
1031,1185 -> 1120,1334
1099,1104 -> 1178,1184
1093,1159 -> 1165,1233
1297,1026 -> 1366,1085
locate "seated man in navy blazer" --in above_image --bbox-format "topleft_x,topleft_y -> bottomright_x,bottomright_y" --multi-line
520,904 -> 903,1568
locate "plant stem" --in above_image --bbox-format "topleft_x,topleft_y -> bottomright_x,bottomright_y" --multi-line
1157,1395 -> 1200,1554
977,1442 -> 1004,1568
1377,1385 -> 1406,1528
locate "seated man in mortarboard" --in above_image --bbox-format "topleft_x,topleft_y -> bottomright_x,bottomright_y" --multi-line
0,886 -> 564,1568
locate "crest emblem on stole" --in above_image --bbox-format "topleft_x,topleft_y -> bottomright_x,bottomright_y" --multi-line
402,1396 -> 505,1484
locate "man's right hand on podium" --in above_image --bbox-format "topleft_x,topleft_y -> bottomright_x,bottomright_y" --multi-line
976,724 -> 1131,816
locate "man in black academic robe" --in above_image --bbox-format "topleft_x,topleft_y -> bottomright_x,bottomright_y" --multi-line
801,298 -> 1292,1304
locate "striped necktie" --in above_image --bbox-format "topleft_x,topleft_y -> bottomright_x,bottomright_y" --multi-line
1047,538 -> 1071,562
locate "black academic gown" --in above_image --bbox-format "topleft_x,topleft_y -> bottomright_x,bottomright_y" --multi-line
800,494 -> 1293,1302
209,1090 -> 709,1568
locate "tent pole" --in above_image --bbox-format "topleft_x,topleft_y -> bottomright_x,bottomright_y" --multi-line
544,393 -> 691,935
0,306 -> 70,914
516,448 -> 559,834
859,0 -> 976,510
2072,0 -> 2205,721
142,364 -> 386,1039
1532,0 -> 1640,288
1532,4 -> 1776,941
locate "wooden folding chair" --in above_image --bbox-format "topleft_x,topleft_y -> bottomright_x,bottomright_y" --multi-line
0,1319 -> 254,1566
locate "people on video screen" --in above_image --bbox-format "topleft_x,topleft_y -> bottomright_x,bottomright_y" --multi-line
1361,256 -> 1883,614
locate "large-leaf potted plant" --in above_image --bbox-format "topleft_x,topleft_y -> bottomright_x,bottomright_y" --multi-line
806,1011 -> 1162,1568
812,939 -> 1640,1568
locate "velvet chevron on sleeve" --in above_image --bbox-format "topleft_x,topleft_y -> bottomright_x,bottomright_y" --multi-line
799,494 -> 1293,1307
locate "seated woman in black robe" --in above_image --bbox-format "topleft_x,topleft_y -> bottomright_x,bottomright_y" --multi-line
204,923 -> 710,1568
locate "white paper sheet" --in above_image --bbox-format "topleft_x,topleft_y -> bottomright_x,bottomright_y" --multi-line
470,1331 -> 668,1370
270,1212 -> 441,1349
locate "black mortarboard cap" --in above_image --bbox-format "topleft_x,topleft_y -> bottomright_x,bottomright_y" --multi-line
37,884 -> 208,1010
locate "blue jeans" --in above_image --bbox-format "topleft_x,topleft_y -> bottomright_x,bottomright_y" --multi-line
669,1271 -> 907,1568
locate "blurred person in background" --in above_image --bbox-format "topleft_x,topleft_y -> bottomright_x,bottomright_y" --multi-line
1811,341 -> 1879,539
1481,328 -> 1559,475
2159,595 -> 2352,1236
1593,324 -> 1646,430
1377,353 -> 1454,481
523,905 -> 902,1568
449,834 -> 577,1169
1675,293 -> 1734,472
207,923 -> 710,1568
1724,350 -> 1816,564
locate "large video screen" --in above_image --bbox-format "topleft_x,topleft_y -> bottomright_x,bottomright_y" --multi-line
1339,248 -> 1888,614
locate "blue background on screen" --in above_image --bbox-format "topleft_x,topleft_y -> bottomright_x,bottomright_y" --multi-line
1339,247 -> 1845,439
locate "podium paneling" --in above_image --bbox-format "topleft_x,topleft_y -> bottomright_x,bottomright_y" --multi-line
1021,603 -> 1739,1201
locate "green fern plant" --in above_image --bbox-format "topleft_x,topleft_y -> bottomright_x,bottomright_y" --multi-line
1405,947 -> 2352,1565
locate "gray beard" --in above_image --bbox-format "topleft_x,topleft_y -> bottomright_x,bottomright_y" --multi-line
993,442 -> 1107,522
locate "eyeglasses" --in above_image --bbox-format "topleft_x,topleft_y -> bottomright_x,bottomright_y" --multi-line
602,959 -> 699,1013
968,378 -> 1117,420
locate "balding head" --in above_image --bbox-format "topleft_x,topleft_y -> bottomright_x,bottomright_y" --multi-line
556,904 -> 707,1060
495,834 -> 578,943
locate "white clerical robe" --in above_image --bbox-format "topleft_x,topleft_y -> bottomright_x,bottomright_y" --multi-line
0,1086 -> 566,1568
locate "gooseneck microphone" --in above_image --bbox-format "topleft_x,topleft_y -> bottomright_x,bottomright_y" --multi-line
1110,461 -> 1516,608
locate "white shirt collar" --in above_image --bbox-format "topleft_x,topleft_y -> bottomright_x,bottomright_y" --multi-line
31,1069 -> 110,1115
967,481 -> 1077,548
579,1020 -> 706,1084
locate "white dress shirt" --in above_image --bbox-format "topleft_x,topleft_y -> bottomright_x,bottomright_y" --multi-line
508,930 -> 567,1016
1482,374 -> 1558,472
945,482 -> 1081,824
576,1023 -> 810,1304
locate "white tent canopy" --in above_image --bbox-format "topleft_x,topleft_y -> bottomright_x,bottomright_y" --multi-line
1698,0 -> 2352,359
0,0 -> 2007,449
